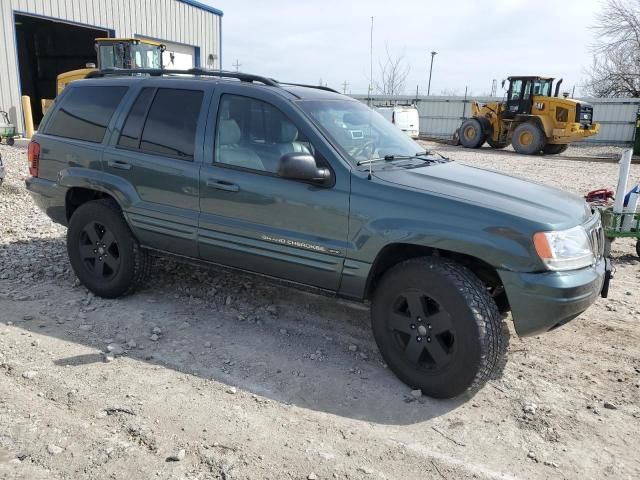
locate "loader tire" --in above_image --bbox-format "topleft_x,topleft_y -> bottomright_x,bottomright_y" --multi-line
512,123 -> 545,155
459,119 -> 486,149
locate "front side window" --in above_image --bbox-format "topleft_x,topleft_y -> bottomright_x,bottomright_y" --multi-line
46,86 -> 127,143
215,94 -> 314,173
298,99 -> 423,165
134,88 -> 203,160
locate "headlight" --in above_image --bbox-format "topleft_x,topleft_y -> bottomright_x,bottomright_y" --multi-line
533,226 -> 594,271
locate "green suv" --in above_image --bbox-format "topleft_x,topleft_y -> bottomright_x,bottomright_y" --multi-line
26,69 -> 610,398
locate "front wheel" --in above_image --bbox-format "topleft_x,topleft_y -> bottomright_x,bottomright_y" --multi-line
371,257 -> 504,398
67,199 -> 150,298
512,123 -> 545,155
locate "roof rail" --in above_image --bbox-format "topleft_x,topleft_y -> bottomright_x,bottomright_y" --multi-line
85,68 -> 342,94
88,68 -> 280,86
278,82 -> 341,94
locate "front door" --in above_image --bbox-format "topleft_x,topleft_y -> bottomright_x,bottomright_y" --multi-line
104,83 -> 210,257
198,86 -> 350,290
505,78 -> 533,118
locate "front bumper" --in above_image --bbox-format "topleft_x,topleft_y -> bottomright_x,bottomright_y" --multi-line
499,258 -> 608,336
549,122 -> 600,144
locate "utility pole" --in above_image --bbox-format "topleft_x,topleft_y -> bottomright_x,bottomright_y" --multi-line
427,51 -> 437,96
368,16 -> 374,105
342,81 -> 349,94
490,79 -> 497,97
232,59 -> 241,72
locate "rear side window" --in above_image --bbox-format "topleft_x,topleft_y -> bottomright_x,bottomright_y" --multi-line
118,88 -> 155,149
46,86 -> 127,143
131,88 -> 203,160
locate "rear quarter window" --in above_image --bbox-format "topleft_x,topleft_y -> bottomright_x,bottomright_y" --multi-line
45,86 -> 128,143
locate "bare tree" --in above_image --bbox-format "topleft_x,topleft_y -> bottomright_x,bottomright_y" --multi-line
373,43 -> 410,96
584,0 -> 640,97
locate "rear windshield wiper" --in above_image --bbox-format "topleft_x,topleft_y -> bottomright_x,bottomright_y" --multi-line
356,150 -> 448,166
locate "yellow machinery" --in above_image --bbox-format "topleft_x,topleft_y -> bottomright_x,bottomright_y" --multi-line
458,76 -> 600,155
56,38 -> 165,94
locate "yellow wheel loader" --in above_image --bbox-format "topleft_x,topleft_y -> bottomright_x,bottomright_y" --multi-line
56,38 -> 165,94
458,76 -> 599,155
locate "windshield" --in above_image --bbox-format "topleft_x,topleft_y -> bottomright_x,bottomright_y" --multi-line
532,79 -> 553,97
131,44 -> 162,69
298,100 -> 423,165
97,43 -> 162,70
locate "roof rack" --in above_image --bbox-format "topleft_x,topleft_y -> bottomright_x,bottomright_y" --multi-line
85,68 -> 343,94
278,82 -> 340,94
88,68 -> 280,86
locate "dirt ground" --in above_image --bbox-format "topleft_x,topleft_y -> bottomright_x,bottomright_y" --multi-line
0,141 -> 639,480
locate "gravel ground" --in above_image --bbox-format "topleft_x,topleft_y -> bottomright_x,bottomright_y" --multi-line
1,142 -> 639,480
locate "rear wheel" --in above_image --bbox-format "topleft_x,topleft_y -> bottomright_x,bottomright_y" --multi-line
459,119 -> 486,149
67,199 -> 150,298
543,144 -> 569,155
512,123 -> 545,155
371,257 -> 504,398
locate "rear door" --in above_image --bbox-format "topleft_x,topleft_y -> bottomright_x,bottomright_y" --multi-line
198,85 -> 350,290
104,81 -> 211,257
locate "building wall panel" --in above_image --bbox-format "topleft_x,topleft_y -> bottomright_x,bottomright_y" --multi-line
0,0 -> 221,133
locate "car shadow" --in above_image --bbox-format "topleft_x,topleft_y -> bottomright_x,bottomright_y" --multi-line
1,236 -> 483,426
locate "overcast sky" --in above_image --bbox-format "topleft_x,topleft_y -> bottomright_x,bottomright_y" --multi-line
204,0 -> 602,96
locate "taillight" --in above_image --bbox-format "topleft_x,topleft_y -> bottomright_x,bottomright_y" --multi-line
27,141 -> 40,177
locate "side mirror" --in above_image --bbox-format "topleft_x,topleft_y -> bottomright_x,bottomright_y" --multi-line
278,153 -> 331,184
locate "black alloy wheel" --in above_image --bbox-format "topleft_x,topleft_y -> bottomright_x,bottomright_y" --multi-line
386,289 -> 456,372
78,221 -> 121,280
67,199 -> 150,298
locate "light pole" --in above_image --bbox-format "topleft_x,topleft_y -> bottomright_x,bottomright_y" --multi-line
427,51 -> 437,96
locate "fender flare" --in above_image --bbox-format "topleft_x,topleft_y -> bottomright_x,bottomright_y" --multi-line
57,167 -> 140,211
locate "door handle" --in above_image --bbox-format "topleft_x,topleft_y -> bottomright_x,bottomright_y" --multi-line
206,179 -> 239,192
107,160 -> 132,170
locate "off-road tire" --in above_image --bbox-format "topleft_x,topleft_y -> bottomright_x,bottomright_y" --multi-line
6,137 -> 14,146
512,122 -> 546,155
67,199 -> 150,298
487,138 -> 508,149
636,239 -> 640,258
371,257 -> 504,399
543,144 -> 569,155
459,119 -> 486,149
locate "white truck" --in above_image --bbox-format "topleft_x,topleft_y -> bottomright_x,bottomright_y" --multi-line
374,105 -> 420,139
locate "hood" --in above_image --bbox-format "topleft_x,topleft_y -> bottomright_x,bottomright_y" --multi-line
373,162 -> 590,229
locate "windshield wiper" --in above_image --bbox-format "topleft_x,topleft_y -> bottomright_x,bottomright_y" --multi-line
356,150 -> 448,166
